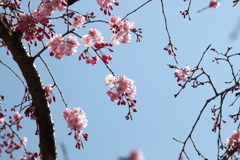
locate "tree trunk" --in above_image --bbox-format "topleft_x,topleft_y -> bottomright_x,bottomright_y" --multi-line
0,19 -> 57,160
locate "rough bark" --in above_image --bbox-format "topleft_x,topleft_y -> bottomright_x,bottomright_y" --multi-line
0,19 -> 57,160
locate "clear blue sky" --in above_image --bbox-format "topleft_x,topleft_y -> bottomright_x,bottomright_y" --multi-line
1,0 -> 240,159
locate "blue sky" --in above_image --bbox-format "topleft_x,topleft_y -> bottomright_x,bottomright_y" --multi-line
1,0 -> 240,160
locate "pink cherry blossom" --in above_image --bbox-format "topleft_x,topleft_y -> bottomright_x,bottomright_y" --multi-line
97,0 -> 119,15
110,15 -> 121,25
21,137 -> 28,146
109,15 -> 135,45
47,35 -> 80,59
13,112 -> 22,120
72,14 -> 85,29
174,65 -> 191,82
44,84 -> 56,103
52,0 -> 67,11
209,0 -> 220,9
111,34 -> 123,45
105,74 -> 137,107
226,130 -> 240,154
44,84 -> 53,96
0,118 -> 4,124
105,74 -> 116,87
129,149 -> 144,160
47,34 -> 64,51
63,107 -> 88,146
82,35 -> 94,47
63,107 -> 88,132
38,2 -> 56,16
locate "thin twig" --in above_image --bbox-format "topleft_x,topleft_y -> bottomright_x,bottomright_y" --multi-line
122,0 -> 152,20
39,56 -> 68,108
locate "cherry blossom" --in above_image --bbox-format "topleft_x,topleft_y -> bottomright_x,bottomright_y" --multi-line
44,84 -> 53,96
13,112 -> 22,120
174,65 -> 191,82
209,0 -> 220,9
72,14 -> 85,29
63,107 -> 88,131
97,0 -> 119,15
63,107 -> 88,149
119,149 -> 144,160
105,73 -> 116,87
105,74 -> 137,108
227,131 -> 240,153
21,137 -> 28,147
0,118 -> 4,124
85,56 -> 99,66
108,15 -> 135,45
82,35 -> 94,47
82,28 -> 104,47
44,84 -> 56,103
47,34 -> 80,59
129,149 -> 144,160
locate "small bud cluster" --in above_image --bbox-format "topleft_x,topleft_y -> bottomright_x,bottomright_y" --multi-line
210,107 -> 226,133
24,106 -> 37,120
179,10 -> 191,20
163,43 -> 177,55
190,78 -> 205,88
44,85 -> 56,104
63,107 -> 88,149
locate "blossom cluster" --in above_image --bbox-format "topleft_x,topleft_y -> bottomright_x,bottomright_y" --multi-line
80,28 -> 114,65
63,107 -> 88,149
105,74 -> 137,107
109,15 -> 135,45
47,35 -> 80,59
15,13 -> 50,43
16,0 -> 68,42
174,65 -> 191,82
227,131 -> 240,153
97,0 -> 119,15
32,0 -> 67,18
